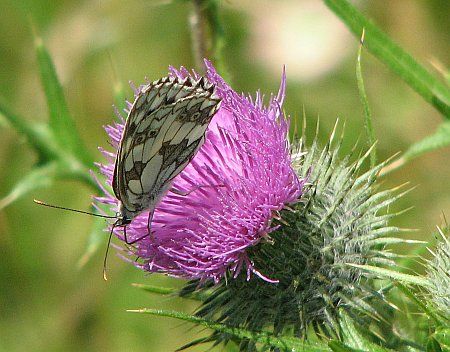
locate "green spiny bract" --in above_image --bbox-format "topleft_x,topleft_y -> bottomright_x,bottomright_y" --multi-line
426,228 -> 450,322
181,125 -> 406,351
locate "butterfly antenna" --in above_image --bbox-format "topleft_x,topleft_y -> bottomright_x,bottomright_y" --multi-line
34,199 -> 116,219
103,223 -> 116,281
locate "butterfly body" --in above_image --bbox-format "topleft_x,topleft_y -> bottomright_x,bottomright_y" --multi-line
112,75 -> 221,227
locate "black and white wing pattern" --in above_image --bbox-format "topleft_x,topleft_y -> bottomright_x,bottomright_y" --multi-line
112,76 -> 221,224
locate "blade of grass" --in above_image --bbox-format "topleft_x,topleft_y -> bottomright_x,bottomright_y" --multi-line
324,0 -> 450,118
33,27 -> 93,165
356,29 -> 376,167
128,309 -> 330,351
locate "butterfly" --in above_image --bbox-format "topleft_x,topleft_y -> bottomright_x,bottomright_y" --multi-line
35,74 -> 221,279
112,75 -> 221,239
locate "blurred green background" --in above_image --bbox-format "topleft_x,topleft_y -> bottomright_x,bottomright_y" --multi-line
0,0 -> 448,351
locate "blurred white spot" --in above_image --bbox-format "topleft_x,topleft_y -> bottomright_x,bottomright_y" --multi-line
240,0 -> 354,81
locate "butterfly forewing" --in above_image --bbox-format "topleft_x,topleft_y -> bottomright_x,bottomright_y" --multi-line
112,76 -> 221,222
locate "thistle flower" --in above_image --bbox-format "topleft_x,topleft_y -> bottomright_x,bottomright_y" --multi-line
95,60 -> 305,283
425,228 -> 450,321
180,125 -> 405,349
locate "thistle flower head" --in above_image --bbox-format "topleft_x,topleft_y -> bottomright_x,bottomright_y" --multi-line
426,228 -> 450,321
95,60 -> 305,283
181,125 -> 403,348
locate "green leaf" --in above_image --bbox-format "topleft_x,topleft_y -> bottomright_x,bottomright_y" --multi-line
356,30 -> 376,167
0,97 -> 60,162
324,0 -> 450,118
131,283 -> 209,301
128,309 -> 330,351
77,217 -> 107,269
33,29 -> 93,165
0,162 -> 58,210
347,263 -> 431,287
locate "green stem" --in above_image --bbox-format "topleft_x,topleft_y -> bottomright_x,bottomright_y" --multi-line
356,30 -> 376,167
324,0 -> 450,118
190,0 -> 208,73
204,0 -> 230,81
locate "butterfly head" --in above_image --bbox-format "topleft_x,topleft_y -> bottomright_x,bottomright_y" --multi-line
115,201 -> 135,226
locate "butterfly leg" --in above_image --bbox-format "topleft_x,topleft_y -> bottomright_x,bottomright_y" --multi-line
122,211 -> 154,246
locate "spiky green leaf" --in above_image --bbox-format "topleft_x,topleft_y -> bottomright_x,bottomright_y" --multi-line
347,264 -> 430,287
128,309 -> 330,352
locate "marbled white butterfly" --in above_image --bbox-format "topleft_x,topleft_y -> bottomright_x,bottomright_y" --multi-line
35,74 -> 221,279
113,75 -> 221,228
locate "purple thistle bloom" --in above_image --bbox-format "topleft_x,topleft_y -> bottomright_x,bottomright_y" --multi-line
95,60 -> 305,283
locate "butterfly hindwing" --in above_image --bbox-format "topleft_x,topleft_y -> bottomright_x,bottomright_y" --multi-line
112,76 -> 221,218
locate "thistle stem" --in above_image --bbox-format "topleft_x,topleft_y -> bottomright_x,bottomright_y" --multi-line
190,0 -> 208,73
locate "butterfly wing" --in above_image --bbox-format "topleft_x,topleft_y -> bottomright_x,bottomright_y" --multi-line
112,76 -> 221,217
